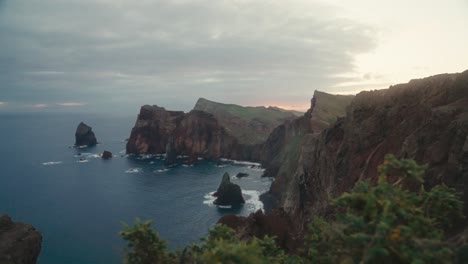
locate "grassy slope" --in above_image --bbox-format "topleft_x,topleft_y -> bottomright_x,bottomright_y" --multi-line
193,98 -> 301,144
311,91 -> 354,126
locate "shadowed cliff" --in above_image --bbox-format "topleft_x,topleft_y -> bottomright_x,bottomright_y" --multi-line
220,70 -> 468,251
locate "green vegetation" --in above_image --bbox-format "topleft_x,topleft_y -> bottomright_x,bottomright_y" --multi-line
305,155 -> 464,264
120,220 -> 299,264
194,98 -> 301,144
310,91 -> 354,126
121,155 -> 466,264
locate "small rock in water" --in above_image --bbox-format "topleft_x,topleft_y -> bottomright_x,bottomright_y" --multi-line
75,122 -> 97,147
101,150 -> 113,159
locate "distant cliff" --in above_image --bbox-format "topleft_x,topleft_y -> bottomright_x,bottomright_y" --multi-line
0,215 -> 42,264
221,70 -> 468,248
126,93 -> 351,164
126,105 -> 258,163
193,98 -> 301,145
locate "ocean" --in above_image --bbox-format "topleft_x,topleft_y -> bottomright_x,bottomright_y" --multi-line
0,112 -> 271,264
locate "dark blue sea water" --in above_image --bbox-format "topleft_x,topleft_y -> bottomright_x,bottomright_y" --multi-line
0,112 -> 271,264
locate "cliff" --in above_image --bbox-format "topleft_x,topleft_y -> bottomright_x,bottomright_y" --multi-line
126,105 -> 257,163
193,98 -> 301,145
127,93 -> 351,164
0,215 -> 42,264
259,91 -> 354,180
221,70 -> 468,249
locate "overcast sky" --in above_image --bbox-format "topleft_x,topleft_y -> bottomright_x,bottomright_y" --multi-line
0,0 -> 467,113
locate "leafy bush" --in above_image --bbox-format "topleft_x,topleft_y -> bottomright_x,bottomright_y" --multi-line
119,218 -> 176,264
305,154 -> 464,264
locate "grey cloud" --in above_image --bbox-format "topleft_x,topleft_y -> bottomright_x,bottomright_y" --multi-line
0,0 -> 377,113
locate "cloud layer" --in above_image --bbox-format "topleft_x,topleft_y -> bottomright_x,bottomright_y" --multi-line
0,0 -> 377,112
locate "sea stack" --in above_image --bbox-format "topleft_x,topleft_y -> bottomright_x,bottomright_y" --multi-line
213,172 -> 245,207
101,151 -> 113,159
0,215 -> 42,264
75,122 -> 97,147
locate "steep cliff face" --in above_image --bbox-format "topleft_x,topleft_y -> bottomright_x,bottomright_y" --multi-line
221,71 -> 468,249
126,105 -> 256,163
127,93 -> 351,164
271,70 -> 468,228
259,91 -> 354,179
126,105 -> 185,154
0,215 -> 42,264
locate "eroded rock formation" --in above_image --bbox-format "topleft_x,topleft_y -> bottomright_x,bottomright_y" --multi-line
75,122 -> 97,147
126,106 -> 259,163
213,172 -> 245,207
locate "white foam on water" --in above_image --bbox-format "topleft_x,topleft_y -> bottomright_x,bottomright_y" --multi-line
242,190 -> 264,212
154,168 -> 170,173
202,190 -> 264,212
77,153 -> 100,159
149,161 -> 155,164
247,166 -> 265,172
219,158 -> 262,167
118,149 -> 126,154
126,168 -> 141,173
76,145 -> 88,149
215,164 -> 227,168
137,154 -> 154,160
42,161 -> 62,166
203,192 -> 216,207
177,155 -> 189,159
77,159 -> 89,163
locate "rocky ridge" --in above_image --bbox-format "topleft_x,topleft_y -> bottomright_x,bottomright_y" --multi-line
126,92 -> 352,165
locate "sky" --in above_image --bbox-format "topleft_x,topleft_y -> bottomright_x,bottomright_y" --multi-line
0,0 -> 467,113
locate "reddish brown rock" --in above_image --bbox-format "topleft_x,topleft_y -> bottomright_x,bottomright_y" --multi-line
0,215 -> 42,264
227,70 -> 468,253
261,70 -> 468,241
126,106 -> 259,163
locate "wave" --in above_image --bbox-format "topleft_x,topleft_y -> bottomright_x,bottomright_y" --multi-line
77,159 -> 89,163
154,168 -> 170,173
242,190 -> 264,212
136,154 -> 154,160
203,192 -> 217,207
126,168 -> 141,173
219,158 -> 262,167
75,153 -> 100,159
42,161 -> 62,166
